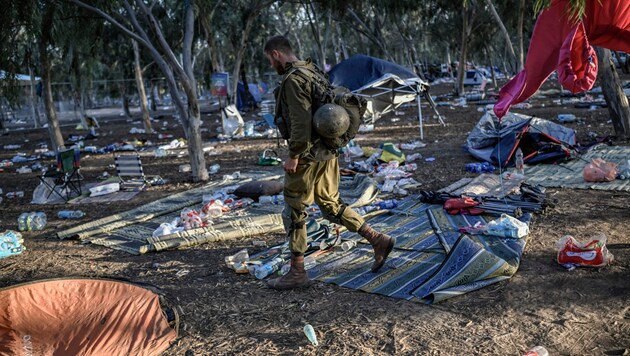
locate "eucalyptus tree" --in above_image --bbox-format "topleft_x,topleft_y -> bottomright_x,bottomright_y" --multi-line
72,0 -> 210,181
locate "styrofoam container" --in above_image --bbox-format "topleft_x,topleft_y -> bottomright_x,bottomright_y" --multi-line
89,182 -> 120,197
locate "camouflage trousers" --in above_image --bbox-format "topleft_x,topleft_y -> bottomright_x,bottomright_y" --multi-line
283,158 -> 364,254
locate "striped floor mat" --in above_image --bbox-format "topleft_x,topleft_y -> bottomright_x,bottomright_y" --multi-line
523,145 -> 630,191
254,197 -> 530,303
59,174 -> 379,255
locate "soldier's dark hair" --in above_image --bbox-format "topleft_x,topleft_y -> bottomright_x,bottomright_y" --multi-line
264,35 -> 293,55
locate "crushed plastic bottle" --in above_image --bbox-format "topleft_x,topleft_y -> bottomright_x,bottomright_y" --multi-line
376,199 -> 398,210
18,212 -> 47,231
303,324 -> 319,346
341,240 -> 357,251
303,255 -> 316,270
465,162 -> 496,173
254,258 -> 283,279
524,346 -> 549,356
58,210 -> 85,219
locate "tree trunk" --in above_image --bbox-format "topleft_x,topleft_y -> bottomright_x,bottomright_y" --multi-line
517,0 -> 525,71
595,47 -> 630,139
485,0 -> 516,72
70,50 -> 88,128
132,39 -> 153,132
457,2 -> 470,96
121,82 -> 132,119
230,12 -> 256,104
38,6 -> 65,152
28,65 -> 42,128
150,81 -> 158,111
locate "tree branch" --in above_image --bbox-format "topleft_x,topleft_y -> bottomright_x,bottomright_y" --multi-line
69,0 -> 150,48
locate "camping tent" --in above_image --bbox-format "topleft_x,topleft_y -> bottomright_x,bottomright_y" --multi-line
0,278 -> 178,355
328,54 -> 444,139
236,82 -> 266,111
467,111 -> 577,168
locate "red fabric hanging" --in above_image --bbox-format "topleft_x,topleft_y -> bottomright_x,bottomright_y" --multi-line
494,0 -> 630,119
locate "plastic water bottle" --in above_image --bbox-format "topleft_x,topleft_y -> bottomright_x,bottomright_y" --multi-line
515,148 -> 524,175
341,240 -> 357,251
304,255 -> 316,270
17,213 -> 30,231
344,147 -> 351,163
58,210 -> 85,219
376,200 -> 398,209
254,258 -> 283,279
303,324 -> 318,346
524,346 -> 549,356
30,212 -> 47,231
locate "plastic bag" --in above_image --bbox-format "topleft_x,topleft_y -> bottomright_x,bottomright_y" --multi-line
556,234 -> 614,269
583,158 -> 617,182
484,213 -> 529,238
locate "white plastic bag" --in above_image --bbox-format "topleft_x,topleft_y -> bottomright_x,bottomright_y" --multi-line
484,214 -> 529,238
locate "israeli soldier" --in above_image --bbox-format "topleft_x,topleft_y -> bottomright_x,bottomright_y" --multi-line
263,35 -> 396,290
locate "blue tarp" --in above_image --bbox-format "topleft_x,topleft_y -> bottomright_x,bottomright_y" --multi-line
236,83 -> 265,111
328,54 -> 417,91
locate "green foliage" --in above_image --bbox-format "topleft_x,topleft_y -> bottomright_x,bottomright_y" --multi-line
533,0 -> 587,22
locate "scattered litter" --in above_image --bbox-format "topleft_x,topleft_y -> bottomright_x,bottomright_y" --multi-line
178,164 -> 191,173
58,210 -> 86,219
158,133 -> 174,139
208,164 -> 220,174
90,182 -> 120,197
400,141 -> 426,150
557,113 -> 577,123
303,324 -> 318,347
3,145 -> 21,150
225,249 -> 250,273
175,269 -> 190,278
0,230 -> 25,259
425,157 -> 436,162
17,212 -> 47,231
556,234 -> 614,269
16,167 -> 33,174
465,162 -> 495,173
223,172 -> 241,180
129,127 -> 146,134
583,158 -> 617,182
252,240 -> 267,247
484,214 -> 529,238
524,345 -> 549,356
6,191 -> 24,199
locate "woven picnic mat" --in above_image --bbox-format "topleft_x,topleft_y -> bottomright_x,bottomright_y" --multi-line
252,196 -> 531,303
78,174 -> 379,254
56,172 -> 281,240
439,173 -> 523,198
68,179 -> 143,204
523,145 -> 630,191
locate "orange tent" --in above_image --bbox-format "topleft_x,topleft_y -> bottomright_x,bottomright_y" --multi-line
0,278 -> 178,355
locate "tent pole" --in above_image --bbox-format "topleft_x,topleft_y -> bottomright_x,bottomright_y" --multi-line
417,94 -> 423,140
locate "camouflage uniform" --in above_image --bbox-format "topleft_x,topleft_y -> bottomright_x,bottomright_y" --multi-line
276,59 -> 364,254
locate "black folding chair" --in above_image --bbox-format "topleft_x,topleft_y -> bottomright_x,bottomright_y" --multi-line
39,148 -> 82,202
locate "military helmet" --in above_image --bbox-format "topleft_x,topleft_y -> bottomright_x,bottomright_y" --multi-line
313,103 -> 350,139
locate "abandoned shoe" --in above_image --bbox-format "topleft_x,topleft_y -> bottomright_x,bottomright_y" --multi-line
358,223 -> 396,272
267,255 -> 311,290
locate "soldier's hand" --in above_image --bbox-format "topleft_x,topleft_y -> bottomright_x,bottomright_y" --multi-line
284,157 -> 298,174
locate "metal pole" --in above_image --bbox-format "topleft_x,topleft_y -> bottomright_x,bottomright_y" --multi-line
417,92 -> 423,140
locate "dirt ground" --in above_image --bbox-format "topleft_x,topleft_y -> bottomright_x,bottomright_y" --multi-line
0,80 -> 629,355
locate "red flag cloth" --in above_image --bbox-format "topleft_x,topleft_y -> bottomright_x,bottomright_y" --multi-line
494,0 -> 630,119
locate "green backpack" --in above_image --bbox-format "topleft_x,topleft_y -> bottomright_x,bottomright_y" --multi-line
276,63 -> 367,151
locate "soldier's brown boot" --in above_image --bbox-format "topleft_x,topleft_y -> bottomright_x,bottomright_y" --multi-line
358,223 -> 396,272
267,255 -> 311,290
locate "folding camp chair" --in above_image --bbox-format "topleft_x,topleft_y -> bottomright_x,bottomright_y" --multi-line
114,153 -> 147,190
39,148 -> 83,202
